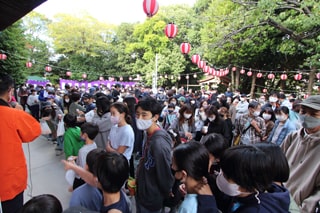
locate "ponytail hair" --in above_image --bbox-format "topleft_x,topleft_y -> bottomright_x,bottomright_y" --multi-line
111,102 -> 131,125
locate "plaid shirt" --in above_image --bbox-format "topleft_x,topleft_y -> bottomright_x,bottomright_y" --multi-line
234,114 -> 266,144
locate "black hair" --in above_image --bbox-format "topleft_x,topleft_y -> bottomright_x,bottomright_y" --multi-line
123,96 -> 136,115
86,148 -> 106,174
110,102 -> 132,125
200,133 -> 228,159
70,92 -> 81,102
94,152 -> 129,193
274,106 -> 290,115
81,122 -> 99,140
167,128 -> 182,148
135,96 -> 162,116
19,194 -> 62,213
63,113 -> 78,128
95,96 -> 110,116
0,73 -> 13,96
173,142 -> 209,181
260,106 -> 276,121
178,105 -> 194,126
220,145 -> 273,192
254,143 -> 289,183
248,101 -> 260,109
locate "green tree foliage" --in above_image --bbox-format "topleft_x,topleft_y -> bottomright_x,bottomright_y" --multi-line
0,21 -> 29,84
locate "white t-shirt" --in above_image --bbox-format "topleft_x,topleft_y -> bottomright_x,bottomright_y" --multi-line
108,124 -> 134,161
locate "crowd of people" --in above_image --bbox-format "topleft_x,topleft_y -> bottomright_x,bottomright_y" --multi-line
1,71 -> 320,213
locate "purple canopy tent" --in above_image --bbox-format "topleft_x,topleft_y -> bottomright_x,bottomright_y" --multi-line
59,79 -> 136,90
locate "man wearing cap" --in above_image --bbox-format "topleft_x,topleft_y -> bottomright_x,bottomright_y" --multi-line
281,95 -> 320,212
82,93 -> 96,113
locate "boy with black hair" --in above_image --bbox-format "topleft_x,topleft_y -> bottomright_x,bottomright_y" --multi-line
63,113 -> 84,160
69,148 -> 105,211
72,122 -> 99,189
135,96 -> 174,212
94,152 -> 131,213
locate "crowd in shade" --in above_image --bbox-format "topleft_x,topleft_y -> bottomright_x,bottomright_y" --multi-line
1,72 -> 320,213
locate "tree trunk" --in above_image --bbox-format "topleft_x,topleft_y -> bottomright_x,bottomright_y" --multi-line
307,67 -> 316,95
250,72 -> 257,98
235,70 -> 240,89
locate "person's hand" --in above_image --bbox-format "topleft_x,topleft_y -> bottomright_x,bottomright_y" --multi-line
61,159 -> 76,171
185,132 -> 193,140
14,103 -> 24,110
42,116 -> 51,121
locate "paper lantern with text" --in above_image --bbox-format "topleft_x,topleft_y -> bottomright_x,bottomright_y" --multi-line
180,42 -> 191,54
256,72 -> 263,78
316,73 -> 320,80
240,68 -> 245,74
143,0 -> 159,17
26,62 -> 32,68
198,60 -> 206,69
45,65 -> 52,72
0,53 -> 7,60
66,71 -> 72,77
82,73 -> 87,79
164,23 -> 178,39
191,54 -> 200,64
294,73 -> 302,81
280,74 -> 287,80
267,73 -> 275,79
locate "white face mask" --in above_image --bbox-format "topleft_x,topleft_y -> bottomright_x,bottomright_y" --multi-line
276,115 -> 286,122
190,100 -> 195,105
184,113 -> 192,119
65,99 -> 70,103
253,111 -> 260,117
240,98 -> 245,102
136,118 -> 153,130
269,97 -> 278,103
216,172 -> 242,197
262,113 -> 271,120
110,115 -> 120,125
208,115 -> 216,122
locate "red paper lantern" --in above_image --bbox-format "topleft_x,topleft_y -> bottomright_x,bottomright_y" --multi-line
294,73 -> 302,81
232,67 -> 237,72
263,88 -> 268,93
225,68 -> 229,75
212,68 -> 216,76
280,74 -> 287,80
203,65 -> 210,73
191,54 -> 200,64
45,65 -> 52,72
267,73 -> 275,79
0,53 -> 7,60
164,23 -> 178,39
240,68 -> 245,74
304,94 -> 309,99
82,73 -> 87,79
256,72 -> 263,78
197,60 -> 206,69
208,68 -> 213,75
26,61 -> 32,68
180,42 -> 191,54
316,73 -> 320,80
66,71 -> 72,77
143,0 -> 159,17
247,71 -> 252,76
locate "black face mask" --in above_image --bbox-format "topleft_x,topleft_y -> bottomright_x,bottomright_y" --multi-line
168,110 -> 174,114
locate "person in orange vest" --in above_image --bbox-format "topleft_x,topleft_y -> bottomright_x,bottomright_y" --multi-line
0,73 -> 41,213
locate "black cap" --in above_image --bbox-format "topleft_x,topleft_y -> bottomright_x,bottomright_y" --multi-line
82,93 -> 92,99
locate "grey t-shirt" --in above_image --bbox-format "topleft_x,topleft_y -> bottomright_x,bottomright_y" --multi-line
108,124 -> 134,161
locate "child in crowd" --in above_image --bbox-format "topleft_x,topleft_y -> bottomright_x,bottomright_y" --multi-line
19,194 -> 62,213
94,152 -> 131,213
172,142 -> 218,213
63,113 -> 84,160
106,102 -> 134,161
69,148 -> 105,211
217,145 -> 290,212
72,122 -> 99,190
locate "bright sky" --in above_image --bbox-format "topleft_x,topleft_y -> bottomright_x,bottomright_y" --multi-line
34,0 -> 197,25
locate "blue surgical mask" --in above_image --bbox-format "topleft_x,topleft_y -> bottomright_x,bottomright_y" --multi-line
300,114 -> 320,129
